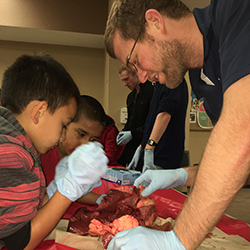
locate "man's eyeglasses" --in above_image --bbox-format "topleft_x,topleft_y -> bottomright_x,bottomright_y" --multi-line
126,30 -> 142,73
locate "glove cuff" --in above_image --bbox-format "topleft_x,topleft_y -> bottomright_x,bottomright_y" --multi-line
167,168 -> 188,189
177,168 -> 188,187
144,148 -> 154,155
96,194 -> 107,205
57,172 -> 102,202
169,230 -> 187,250
57,171 -> 90,202
46,180 -> 57,199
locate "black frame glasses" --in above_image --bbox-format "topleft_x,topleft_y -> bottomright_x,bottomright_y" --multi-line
126,30 -> 142,73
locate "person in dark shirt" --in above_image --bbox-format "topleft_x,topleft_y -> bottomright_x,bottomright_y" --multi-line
128,80 -> 188,173
117,65 -> 154,167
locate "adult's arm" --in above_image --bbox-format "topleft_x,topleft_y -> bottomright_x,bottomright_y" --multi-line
24,191 -> 71,250
145,112 -> 171,150
174,75 -> 250,249
182,165 -> 198,187
143,112 -> 171,172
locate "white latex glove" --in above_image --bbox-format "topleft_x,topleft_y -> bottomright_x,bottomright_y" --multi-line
126,146 -> 142,170
107,226 -> 186,250
46,180 -> 57,199
46,156 -> 69,199
143,149 -> 157,172
116,131 -> 132,145
47,177 -> 102,200
52,142 -> 108,201
134,168 -> 188,197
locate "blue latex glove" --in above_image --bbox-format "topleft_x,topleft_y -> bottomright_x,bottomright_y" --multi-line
143,149 -> 157,173
107,226 -> 186,250
116,131 -> 132,145
134,168 -> 188,197
96,194 -> 107,205
126,146 -> 142,170
53,142 -> 108,201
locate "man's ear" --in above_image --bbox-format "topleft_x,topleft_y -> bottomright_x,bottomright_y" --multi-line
31,101 -> 48,125
145,9 -> 165,34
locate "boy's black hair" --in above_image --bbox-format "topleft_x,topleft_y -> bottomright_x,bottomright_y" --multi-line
1,53 -> 80,114
73,95 -> 107,128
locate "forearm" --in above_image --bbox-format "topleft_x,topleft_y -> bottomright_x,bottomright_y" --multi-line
182,165 -> 198,187
25,142 -> 108,249
174,78 -> 250,249
245,175 -> 250,185
176,130 -> 249,249
175,126 -> 249,249
77,192 -> 100,205
42,193 -> 49,206
145,112 -> 171,150
24,191 -> 71,249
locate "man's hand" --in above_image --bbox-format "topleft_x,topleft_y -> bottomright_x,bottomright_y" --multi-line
127,146 -> 142,170
134,169 -> 188,196
143,149 -> 157,172
116,131 -> 132,145
107,227 -> 186,250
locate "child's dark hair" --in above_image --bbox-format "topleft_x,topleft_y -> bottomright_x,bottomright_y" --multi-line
73,95 -> 107,128
1,53 -> 80,114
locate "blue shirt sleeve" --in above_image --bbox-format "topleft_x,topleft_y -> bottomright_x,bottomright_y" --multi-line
212,0 -> 250,92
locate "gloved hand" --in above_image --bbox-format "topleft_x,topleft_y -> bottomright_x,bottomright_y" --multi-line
107,226 -> 186,250
116,131 -> 132,145
143,149 -> 157,173
134,168 -> 188,197
53,142 -> 108,201
96,194 -> 107,205
47,177 -> 103,200
126,146 -> 142,170
46,156 -> 69,199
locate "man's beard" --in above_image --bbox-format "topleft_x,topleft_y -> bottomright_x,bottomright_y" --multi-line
159,39 -> 189,89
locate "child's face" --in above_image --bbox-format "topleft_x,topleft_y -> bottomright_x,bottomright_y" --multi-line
35,98 -> 77,154
58,115 -> 104,157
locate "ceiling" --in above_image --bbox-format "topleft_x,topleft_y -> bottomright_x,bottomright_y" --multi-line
0,0 -> 109,49
0,0 -> 210,49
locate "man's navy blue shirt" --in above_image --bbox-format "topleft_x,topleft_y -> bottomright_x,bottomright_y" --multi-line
190,0 -> 250,125
141,80 -> 188,169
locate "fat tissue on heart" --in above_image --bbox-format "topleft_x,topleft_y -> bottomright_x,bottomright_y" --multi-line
67,186 -> 172,248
